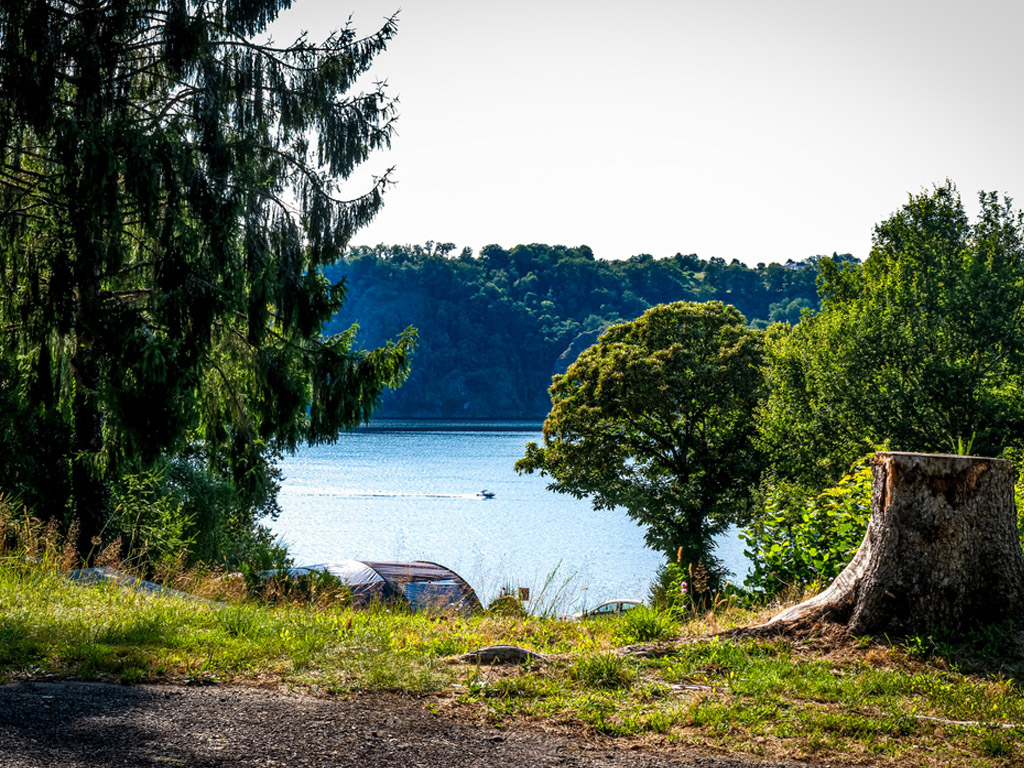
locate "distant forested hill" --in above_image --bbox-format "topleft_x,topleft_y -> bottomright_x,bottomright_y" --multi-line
322,243 -> 854,418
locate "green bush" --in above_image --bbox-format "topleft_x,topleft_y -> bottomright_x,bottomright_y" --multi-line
742,458 -> 872,595
106,471 -> 194,572
487,591 -> 527,617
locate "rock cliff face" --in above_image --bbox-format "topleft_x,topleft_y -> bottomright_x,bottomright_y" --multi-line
371,329 -> 608,420
552,329 -> 603,379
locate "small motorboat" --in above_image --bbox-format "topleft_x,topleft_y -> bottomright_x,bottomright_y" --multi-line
477,490 -> 496,499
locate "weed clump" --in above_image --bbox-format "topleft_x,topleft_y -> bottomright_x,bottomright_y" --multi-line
616,606 -> 676,644
487,591 -> 527,617
572,652 -> 636,690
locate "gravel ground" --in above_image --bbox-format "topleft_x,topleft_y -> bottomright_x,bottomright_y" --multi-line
0,681 -> 831,768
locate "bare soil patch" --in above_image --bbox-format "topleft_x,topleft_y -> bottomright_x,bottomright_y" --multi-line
0,680 -> 828,768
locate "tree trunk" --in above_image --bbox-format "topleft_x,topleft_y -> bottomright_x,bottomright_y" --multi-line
71,328 -> 108,559
766,452 -> 1024,637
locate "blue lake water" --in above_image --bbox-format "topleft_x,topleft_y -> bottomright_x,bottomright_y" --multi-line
269,420 -> 749,612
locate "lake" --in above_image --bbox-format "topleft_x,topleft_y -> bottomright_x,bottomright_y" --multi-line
269,420 -> 749,612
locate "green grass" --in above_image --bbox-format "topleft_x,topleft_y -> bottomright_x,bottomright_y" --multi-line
2,559 -> 1024,768
615,605 -> 678,644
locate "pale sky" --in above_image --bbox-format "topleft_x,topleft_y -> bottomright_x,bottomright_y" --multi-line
266,0 -> 1024,266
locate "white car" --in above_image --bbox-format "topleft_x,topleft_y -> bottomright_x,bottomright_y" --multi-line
577,599 -> 644,619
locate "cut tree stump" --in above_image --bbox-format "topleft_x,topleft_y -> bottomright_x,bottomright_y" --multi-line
765,452 -> 1024,637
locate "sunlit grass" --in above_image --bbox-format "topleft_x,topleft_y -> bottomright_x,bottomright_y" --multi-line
2,546 -> 1023,767
456,632 -> 1024,767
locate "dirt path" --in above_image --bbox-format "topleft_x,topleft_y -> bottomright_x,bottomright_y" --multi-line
0,681 -> 827,768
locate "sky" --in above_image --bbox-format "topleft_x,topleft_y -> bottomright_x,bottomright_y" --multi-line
266,0 -> 1024,266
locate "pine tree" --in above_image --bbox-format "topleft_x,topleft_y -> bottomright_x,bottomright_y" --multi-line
0,0 -> 413,554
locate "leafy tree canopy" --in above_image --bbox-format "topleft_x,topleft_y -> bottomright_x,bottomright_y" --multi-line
516,301 -> 764,584
0,0 -> 413,557
758,181 -> 1024,489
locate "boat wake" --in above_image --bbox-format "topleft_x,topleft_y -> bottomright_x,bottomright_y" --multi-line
281,489 -> 490,500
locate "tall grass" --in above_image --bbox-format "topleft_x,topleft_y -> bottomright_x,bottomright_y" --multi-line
474,561 -> 582,618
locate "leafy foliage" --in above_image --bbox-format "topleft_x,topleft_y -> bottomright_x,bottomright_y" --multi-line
106,471 -> 194,572
327,244 -> 833,417
742,458 -> 873,594
758,182 -> 1024,490
517,302 -> 764,586
0,1 -> 413,558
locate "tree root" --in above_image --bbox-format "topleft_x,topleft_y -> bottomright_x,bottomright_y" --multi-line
914,715 -> 1024,731
451,645 -> 546,665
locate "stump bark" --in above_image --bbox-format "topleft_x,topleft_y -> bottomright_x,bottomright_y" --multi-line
766,452 -> 1024,637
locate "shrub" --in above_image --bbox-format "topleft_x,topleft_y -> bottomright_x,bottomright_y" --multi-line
487,589 -> 527,617
107,471 -> 194,574
742,458 -> 872,595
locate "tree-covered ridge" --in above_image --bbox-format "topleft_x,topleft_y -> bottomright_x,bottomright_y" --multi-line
324,243 -> 848,418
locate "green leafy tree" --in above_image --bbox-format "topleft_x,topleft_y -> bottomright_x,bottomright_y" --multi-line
759,182 -> 1024,489
516,301 -> 764,586
0,1 -> 413,556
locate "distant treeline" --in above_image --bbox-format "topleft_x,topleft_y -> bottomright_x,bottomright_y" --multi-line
324,243 -> 855,418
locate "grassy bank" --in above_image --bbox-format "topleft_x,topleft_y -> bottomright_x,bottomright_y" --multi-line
1,558 -> 1023,768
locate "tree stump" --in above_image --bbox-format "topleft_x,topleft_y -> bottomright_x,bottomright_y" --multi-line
766,452 -> 1024,637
